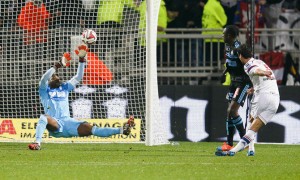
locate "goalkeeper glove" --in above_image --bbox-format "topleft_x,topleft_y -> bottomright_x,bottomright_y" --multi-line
75,44 -> 88,63
54,52 -> 72,69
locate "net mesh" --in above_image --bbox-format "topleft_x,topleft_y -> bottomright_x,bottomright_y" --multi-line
0,0 -> 167,144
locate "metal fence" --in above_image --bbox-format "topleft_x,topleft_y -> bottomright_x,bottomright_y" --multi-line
157,28 -> 300,85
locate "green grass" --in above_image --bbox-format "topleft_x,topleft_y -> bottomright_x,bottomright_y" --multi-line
0,142 -> 299,180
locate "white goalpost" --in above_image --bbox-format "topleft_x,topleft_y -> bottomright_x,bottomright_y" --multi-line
0,0 -> 168,145
145,0 -> 169,145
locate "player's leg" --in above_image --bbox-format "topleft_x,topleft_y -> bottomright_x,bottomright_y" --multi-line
229,117 -> 265,154
77,116 -> 135,137
230,93 -> 273,155
78,123 -> 121,137
28,115 -> 59,150
247,116 -> 255,156
228,101 -> 245,138
52,117 -> 122,138
215,117 -> 264,156
218,85 -> 242,150
230,84 -> 251,139
217,89 -> 236,151
216,84 -> 249,152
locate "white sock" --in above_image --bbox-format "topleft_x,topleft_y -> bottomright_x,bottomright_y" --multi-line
231,130 -> 256,153
246,122 -> 255,152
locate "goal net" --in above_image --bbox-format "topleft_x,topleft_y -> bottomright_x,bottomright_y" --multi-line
0,0 -> 168,146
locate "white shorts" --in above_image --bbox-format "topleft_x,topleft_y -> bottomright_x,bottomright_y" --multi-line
250,92 -> 280,125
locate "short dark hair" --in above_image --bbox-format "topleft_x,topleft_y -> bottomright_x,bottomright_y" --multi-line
224,25 -> 239,37
237,44 -> 252,58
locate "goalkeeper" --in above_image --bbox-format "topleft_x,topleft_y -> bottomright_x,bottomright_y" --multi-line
28,44 -> 135,150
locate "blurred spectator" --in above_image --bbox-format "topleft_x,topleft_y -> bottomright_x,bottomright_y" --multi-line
297,0 -> 300,11
97,0 -> 133,27
234,0 -> 265,47
82,0 -> 98,28
83,51 -> 113,85
0,0 -> 23,78
259,51 -> 300,85
136,0 -> 147,64
166,0 -> 206,28
166,0 -> 205,67
259,50 -> 285,84
43,0 -> 84,60
96,0 -> 136,60
282,52 -> 300,85
0,0 -> 21,29
17,0 -> 51,77
17,0 -> 50,45
282,0 -> 298,10
202,0 -> 227,65
45,0 -> 84,28
260,0 -> 284,50
157,0 -> 179,66
221,0 -> 238,26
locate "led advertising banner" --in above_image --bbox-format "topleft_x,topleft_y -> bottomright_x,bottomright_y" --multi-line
159,86 -> 300,144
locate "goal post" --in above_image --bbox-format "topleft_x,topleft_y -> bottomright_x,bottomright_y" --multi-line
145,0 -> 169,146
0,0 -> 169,145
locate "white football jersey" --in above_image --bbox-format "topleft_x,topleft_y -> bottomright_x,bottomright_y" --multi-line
244,58 -> 279,94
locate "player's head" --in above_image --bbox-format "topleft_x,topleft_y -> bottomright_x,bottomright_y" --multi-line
237,44 -> 252,63
223,25 -> 239,44
48,74 -> 61,89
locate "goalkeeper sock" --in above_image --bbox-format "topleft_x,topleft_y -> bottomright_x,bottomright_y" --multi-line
91,126 -> 122,137
232,116 -> 245,138
35,115 -> 48,145
226,118 -> 235,146
231,130 -> 256,153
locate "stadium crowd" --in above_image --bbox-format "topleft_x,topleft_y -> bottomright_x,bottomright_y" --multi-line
0,0 -> 300,85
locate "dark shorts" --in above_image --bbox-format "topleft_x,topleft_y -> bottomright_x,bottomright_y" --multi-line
226,81 -> 251,107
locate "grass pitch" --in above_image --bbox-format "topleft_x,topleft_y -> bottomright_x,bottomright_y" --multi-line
0,142 -> 299,180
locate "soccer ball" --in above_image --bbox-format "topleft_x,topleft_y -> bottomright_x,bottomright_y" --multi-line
81,29 -> 97,44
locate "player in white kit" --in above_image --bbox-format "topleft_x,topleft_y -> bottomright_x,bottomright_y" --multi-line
216,44 -> 280,156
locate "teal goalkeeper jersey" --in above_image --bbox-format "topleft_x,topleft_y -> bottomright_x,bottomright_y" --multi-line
39,63 -> 85,119
40,82 -> 73,119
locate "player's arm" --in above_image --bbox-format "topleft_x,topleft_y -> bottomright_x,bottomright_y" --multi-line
254,68 -> 272,77
68,44 -> 88,88
39,53 -> 71,89
220,66 -> 228,84
247,63 -> 273,78
39,68 -> 56,89
248,66 -> 272,77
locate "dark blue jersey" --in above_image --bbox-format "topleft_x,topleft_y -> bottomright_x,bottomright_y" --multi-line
225,40 -> 250,82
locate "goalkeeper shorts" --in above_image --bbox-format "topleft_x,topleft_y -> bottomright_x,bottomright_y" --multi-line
49,116 -> 85,138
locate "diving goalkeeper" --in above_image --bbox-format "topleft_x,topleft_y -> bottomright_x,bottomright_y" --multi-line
28,44 -> 135,150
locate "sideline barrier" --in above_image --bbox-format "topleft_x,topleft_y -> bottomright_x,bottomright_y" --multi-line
0,118 -> 141,142
159,85 -> 300,144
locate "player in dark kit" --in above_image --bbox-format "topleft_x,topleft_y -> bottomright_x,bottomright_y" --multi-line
217,25 -> 252,151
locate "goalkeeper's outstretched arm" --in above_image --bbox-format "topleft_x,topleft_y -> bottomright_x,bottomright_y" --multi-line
68,62 -> 85,87
68,44 -> 88,87
39,68 -> 56,89
39,52 -> 72,89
